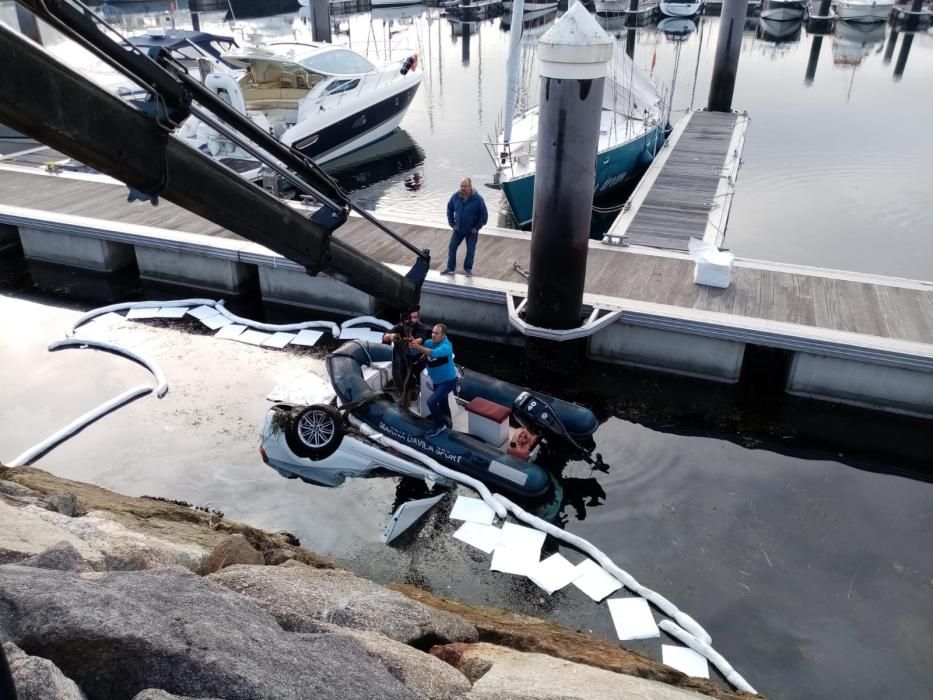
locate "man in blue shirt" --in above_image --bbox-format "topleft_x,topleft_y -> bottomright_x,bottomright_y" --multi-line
411,323 -> 458,437
442,177 -> 488,277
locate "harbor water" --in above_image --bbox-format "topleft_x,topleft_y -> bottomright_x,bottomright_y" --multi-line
1,2 -> 932,699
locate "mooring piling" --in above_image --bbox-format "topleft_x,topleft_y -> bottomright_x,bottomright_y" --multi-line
523,2 -> 613,371
707,0 -> 749,112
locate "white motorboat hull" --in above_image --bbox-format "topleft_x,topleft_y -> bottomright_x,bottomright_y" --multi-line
760,0 -> 806,19
834,0 -> 894,21
659,0 -> 703,17
595,0 -> 658,14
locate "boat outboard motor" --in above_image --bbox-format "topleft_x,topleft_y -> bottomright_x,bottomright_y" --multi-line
512,392 -> 607,472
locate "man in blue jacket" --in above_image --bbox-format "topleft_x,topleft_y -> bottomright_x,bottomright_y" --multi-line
411,323 -> 458,437
443,177 -> 488,277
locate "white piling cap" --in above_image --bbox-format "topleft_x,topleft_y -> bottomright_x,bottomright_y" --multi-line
537,1 -> 613,80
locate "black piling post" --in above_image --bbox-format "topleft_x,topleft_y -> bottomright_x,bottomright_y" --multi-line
893,32 -> 914,81
883,26 -> 899,63
806,0 -> 833,33
804,35 -> 822,85
462,21 -> 471,65
707,0 -> 749,112
625,27 -> 636,59
310,0 -> 332,43
524,2 -> 612,374
191,12 -> 201,32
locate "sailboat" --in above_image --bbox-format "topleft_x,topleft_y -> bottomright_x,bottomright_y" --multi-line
487,0 -> 667,227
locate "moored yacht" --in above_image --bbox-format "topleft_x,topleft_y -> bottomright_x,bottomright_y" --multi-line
488,38 -> 667,227
833,0 -> 895,21
595,0 -> 660,14
760,0 -> 807,19
659,0 -> 705,17
181,42 -> 422,179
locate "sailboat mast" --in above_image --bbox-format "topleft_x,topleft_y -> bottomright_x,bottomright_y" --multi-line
502,0 -> 526,145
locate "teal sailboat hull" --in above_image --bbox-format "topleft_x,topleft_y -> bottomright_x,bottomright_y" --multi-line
501,123 -> 667,228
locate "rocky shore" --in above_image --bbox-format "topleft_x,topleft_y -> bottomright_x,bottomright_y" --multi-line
0,465 -> 757,700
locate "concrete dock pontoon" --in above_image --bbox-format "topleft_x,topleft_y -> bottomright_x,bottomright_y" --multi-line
0,157 -> 931,418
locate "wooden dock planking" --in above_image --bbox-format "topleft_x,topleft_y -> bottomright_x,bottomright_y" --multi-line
1,167 -> 932,351
607,110 -> 743,252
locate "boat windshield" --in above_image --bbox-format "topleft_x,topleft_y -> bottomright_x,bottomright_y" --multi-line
299,49 -> 376,76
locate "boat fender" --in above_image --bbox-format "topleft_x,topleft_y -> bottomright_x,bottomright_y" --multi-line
286,404 -> 344,460
637,149 -> 654,168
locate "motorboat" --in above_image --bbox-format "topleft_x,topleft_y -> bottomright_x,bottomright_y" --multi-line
659,0 -> 704,17
488,33 -> 667,227
760,0 -> 806,19
595,0 -> 660,15
503,0 -> 559,11
446,0 -> 505,21
757,16 -> 803,42
833,0 -> 894,21
0,29 -> 240,150
179,42 -> 422,180
657,16 -> 698,39
833,17 -> 886,64
259,341 -> 601,503
501,7 -> 559,31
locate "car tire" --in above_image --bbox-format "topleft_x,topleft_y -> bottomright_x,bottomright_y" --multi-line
286,404 -> 344,461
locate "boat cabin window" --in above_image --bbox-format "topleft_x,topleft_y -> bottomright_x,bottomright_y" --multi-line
299,49 -> 375,75
324,78 -> 360,95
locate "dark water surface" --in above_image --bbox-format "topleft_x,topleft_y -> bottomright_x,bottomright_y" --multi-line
2,3 -> 933,699
1,256 -> 931,699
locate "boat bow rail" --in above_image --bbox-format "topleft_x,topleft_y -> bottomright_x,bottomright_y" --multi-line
0,0 -> 429,311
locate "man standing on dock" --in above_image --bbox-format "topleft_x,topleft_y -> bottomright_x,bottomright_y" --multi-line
442,177 -> 488,277
411,324 -> 458,437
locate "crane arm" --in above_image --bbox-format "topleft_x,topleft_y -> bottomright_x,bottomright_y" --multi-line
0,1 -> 428,311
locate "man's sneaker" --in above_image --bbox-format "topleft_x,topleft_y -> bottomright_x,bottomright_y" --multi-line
426,425 -> 447,438
463,269 -> 473,277
440,269 -> 455,276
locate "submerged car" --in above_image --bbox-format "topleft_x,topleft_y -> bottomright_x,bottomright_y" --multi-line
260,341 -> 602,503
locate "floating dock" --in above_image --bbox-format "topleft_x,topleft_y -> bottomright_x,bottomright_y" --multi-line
604,110 -> 748,251
0,152 -> 931,418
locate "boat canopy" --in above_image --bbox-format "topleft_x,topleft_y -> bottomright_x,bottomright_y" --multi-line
128,30 -> 239,65
228,44 -> 378,77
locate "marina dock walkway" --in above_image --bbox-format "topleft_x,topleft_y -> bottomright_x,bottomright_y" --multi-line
1,163 -> 931,416
604,110 -> 749,251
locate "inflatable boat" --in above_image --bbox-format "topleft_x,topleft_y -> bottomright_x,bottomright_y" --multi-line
260,341 -> 600,502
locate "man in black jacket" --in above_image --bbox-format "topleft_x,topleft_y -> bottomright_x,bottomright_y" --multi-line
383,306 -> 431,407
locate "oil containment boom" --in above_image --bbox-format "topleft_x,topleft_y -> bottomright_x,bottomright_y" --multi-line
0,0 -> 430,311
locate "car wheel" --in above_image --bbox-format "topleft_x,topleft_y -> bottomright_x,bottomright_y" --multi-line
287,404 -> 344,461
